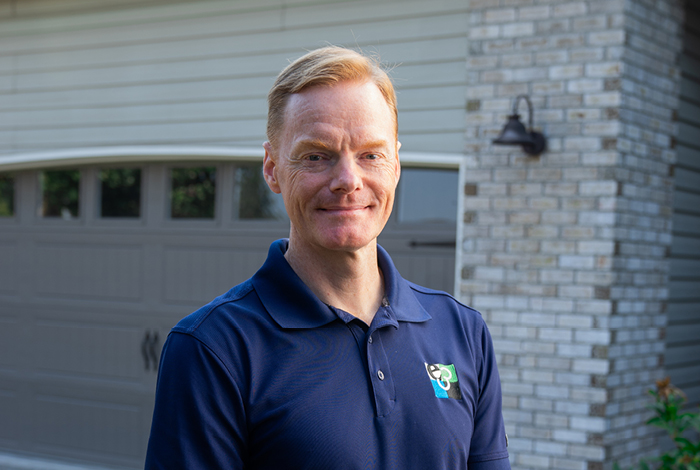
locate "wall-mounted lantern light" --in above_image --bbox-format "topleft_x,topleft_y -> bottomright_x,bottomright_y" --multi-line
492,94 -> 546,155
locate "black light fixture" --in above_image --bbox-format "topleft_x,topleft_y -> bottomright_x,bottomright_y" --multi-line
492,94 -> 546,155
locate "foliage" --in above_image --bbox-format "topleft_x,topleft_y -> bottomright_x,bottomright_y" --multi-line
100,168 -> 141,218
615,378 -> 700,470
236,164 -> 285,220
170,167 -> 216,219
0,174 -> 13,217
41,170 -> 80,218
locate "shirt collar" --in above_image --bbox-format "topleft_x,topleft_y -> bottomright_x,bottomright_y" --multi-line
251,239 -> 431,329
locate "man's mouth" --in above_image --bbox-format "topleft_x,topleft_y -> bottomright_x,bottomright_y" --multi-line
318,205 -> 370,213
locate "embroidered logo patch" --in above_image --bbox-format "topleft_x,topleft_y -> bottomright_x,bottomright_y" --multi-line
425,362 -> 462,399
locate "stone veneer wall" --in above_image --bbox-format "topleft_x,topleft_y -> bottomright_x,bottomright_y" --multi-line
461,0 -> 684,469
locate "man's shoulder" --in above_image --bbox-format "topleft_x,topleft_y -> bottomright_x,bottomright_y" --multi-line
405,280 -> 484,321
171,278 -> 263,336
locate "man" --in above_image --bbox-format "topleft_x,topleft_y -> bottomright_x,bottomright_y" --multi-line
145,46 -> 509,470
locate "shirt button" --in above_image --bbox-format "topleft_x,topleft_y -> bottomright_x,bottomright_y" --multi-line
377,370 -> 384,380
368,335 -> 373,344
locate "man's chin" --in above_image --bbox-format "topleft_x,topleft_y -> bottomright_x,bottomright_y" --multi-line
315,233 -> 378,253
289,222 -> 384,254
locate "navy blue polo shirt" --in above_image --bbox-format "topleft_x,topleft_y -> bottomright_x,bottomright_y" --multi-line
146,239 -> 509,470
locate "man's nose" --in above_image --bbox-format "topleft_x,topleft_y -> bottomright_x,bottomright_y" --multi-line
330,156 -> 363,193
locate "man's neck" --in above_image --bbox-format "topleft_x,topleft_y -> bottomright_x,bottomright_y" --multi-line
284,238 -> 384,326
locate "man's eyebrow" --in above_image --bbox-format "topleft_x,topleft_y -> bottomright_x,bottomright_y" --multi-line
292,139 -> 392,154
291,139 -> 335,153
361,140 -> 393,150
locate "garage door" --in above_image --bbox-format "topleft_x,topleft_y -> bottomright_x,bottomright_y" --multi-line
0,160 -> 457,467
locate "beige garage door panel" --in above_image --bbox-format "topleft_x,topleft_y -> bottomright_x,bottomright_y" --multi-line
163,246 -> 270,304
30,388 -> 145,466
33,320 -> 144,383
34,244 -> 144,301
0,242 -> 19,296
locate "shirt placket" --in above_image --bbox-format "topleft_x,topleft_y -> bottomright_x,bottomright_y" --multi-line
333,302 -> 398,418
365,302 -> 397,417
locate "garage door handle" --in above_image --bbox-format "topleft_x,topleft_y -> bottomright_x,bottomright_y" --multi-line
141,332 -> 151,370
141,330 -> 161,371
149,331 -> 160,371
409,239 -> 456,248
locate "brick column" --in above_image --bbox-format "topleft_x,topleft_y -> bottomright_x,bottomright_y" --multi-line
461,1 -> 684,469
605,0 -> 684,466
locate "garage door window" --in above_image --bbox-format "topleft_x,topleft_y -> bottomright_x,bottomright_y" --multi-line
40,169 -> 80,219
234,163 -> 286,220
0,173 -> 13,217
170,167 -> 216,219
397,168 -> 458,225
100,168 -> 141,218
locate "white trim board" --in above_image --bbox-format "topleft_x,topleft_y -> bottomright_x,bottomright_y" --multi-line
0,146 -> 464,171
0,146 -> 263,171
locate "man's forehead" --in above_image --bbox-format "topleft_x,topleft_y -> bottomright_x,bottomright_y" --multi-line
289,80 -> 388,110
285,82 -> 393,125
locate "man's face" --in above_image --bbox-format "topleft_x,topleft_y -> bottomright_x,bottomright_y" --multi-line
263,80 -> 400,254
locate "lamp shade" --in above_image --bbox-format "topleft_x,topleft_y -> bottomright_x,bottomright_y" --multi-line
492,114 -> 546,155
493,114 -> 536,146
492,94 -> 547,155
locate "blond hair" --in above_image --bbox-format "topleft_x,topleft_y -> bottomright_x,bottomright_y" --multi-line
266,46 -> 397,147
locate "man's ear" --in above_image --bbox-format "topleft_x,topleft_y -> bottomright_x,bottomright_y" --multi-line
394,141 -> 402,187
263,142 -> 281,194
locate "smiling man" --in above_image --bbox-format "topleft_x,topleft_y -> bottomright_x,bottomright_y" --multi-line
145,46 -> 510,470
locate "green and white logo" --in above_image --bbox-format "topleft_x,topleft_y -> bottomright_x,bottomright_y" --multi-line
425,362 -> 462,399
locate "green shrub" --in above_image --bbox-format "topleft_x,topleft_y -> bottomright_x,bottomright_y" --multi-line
616,378 -> 700,470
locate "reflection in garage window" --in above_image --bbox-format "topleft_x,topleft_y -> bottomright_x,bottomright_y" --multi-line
0,173 -> 13,217
170,167 -> 216,219
40,169 -> 80,219
398,168 -> 458,224
234,163 -> 287,220
100,168 -> 141,218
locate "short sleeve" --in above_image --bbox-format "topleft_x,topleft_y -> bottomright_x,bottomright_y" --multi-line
145,332 -> 247,470
467,318 -> 510,469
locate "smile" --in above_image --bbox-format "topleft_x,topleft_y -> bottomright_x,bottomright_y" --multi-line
318,205 -> 371,215
319,205 -> 369,211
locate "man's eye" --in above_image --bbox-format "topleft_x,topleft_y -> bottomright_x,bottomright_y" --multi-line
307,154 -> 322,161
365,154 -> 379,160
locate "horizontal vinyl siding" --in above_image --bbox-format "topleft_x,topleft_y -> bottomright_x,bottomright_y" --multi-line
667,1 -> 700,408
0,0 -> 469,155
